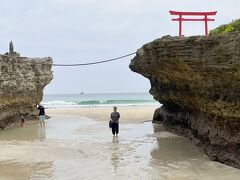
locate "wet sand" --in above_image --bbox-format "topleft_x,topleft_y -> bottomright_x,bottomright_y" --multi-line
0,107 -> 240,180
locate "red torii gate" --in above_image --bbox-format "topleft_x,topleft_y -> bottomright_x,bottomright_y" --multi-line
169,11 -> 217,36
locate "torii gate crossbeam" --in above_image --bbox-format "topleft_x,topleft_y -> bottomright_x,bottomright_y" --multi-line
169,11 -> 217,36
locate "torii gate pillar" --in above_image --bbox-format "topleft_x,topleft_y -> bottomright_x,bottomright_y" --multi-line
169,11 -> 217,36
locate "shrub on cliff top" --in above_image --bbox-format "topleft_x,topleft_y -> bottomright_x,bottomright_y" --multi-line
209,19 -> 240,35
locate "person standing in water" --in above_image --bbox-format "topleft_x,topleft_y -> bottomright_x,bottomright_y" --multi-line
110,106 -> 120,136
38,104 -> 46,127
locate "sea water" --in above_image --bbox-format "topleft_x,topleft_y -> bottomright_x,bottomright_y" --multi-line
1,93 -> 239,179
42,92 -> 158,108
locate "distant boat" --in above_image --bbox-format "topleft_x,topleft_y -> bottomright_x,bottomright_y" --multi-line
80,91 -> 84,95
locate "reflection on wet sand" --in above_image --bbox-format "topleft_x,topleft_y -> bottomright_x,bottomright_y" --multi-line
149,123 -> 240,180
111,136 -> 120,174
0,115 -> 239,180
0,124 -> 40,141
0,161 -> 53,179
39,126 -> 46,140
151,123 -> 204,162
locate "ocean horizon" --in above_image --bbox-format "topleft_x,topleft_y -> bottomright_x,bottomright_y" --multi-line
42,92 -> 159,108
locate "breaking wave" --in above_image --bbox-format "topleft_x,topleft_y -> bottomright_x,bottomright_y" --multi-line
42,99 -> 157,108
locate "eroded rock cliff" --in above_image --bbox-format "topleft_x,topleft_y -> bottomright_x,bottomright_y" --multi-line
0,54 -> 53,129
130,33 -> 240,168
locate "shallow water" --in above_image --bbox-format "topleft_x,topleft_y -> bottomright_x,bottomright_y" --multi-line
0,115 -> 240,180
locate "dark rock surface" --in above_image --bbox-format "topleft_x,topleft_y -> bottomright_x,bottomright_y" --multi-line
129,33 -> 240,168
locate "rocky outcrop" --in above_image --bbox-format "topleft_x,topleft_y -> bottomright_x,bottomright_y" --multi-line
0,54 -> 53,129
129,33 -> 240,168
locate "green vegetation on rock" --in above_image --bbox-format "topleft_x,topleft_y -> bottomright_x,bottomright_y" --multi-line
209,19 -> 240,35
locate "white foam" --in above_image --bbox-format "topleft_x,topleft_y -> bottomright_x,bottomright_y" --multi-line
41,100 -> 159,108
42,101 -> 78,108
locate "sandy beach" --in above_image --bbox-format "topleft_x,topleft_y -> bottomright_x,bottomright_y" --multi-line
46,106 -> 159,123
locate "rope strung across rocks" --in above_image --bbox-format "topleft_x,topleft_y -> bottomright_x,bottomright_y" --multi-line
53,52 -> 136,66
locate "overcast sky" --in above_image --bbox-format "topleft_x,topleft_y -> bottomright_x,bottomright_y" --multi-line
0,0 -> 239,94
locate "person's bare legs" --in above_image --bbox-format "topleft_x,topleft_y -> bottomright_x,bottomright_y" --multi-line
39,116 -> 45,127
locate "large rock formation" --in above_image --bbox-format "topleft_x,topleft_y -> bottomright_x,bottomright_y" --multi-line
129,33 -> 240,168
0,54 -> 53,129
